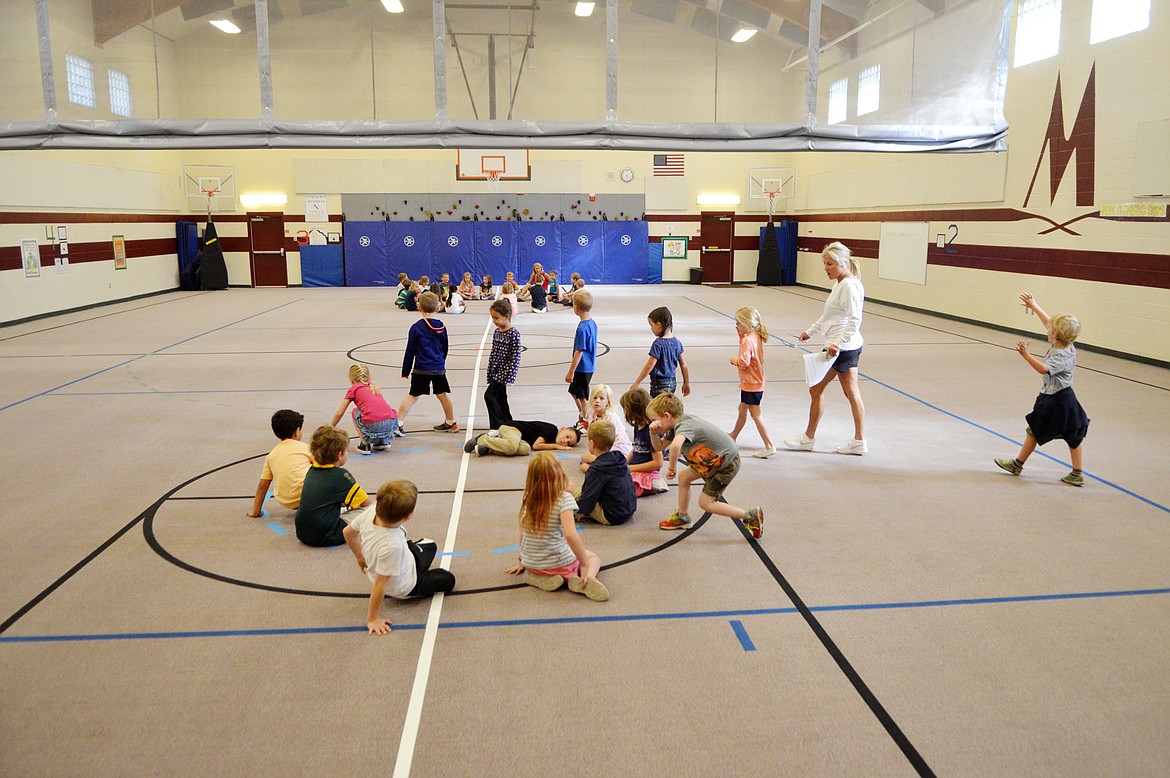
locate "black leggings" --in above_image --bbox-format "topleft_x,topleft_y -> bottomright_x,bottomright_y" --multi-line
407,540 -> 456,597
484,382 -> 512,430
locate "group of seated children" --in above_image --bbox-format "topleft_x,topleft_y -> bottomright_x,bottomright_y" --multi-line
394,264 -> 586,315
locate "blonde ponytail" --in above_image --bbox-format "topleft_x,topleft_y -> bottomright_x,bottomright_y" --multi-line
734,306 -> 769,343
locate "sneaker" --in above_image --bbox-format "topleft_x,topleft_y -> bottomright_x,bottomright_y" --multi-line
783,433 -> 815,451
836,439 -> 868,455
356,442 -> 373,455
433,421 -> 459,433
995,457 -> 1023,476
476,444 -> 490,457
394,426 -> 406,438
659,512 -> 691,531
533,307 -> 548,314
567,576 -> 611,602
650,476 -> 669,494
373,443 -> 390,451
742,506 -> 764,539
463,435 -> 483,454
1061,471 -> 1084,487
523,572 -> 565,591
751,446 -> 777,459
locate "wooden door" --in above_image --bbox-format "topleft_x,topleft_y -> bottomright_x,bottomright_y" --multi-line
249,213 -> 287,287
699,212 -> 734,283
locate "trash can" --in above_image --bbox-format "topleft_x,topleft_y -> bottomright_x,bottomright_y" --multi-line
689,266 -> 704,285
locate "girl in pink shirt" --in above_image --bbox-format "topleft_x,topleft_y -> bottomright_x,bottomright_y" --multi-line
331,363 -> 400,454
729,306 -> 775,458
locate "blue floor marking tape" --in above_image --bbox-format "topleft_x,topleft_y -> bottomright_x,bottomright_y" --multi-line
1,299 -> 302,414
265,522 -> 287,536
5,586 -> 1168,644
729,620 -> 756,651
492,545 -> 520,554
435,551 -> 470,557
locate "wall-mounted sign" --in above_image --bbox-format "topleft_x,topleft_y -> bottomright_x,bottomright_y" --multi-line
662,236 -> 688,259
113,235 -> 127,270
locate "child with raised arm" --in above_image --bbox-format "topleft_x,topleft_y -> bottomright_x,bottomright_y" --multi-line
621,388 -> 668,496
573,419 -> 637,526
247,409 -> 312,518
648,392 -> 763,538
485,299 -> 521,430
398,291 -> 459,433
565,290 -> 597,420
729,306 -> 776,458
331,363 -> 399,454
295,426 -> 373,547
343,479 -> 456,635
630,306 -> 690,398
994,293 -> 1090,486
505,452 -> 610,601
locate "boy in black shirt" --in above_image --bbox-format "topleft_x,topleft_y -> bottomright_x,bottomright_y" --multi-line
574,419 -> 637,525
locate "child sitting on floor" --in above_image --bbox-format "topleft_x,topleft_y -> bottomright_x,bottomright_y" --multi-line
621,388 -> 668,496
574,419 -> 637,526
247,409 -> 312,518
343,479 -> 456,635
294,425 -> 372,547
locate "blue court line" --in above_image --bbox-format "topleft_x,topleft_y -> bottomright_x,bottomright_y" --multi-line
729,620 -> 756,651
265,522 -> 287,536
435,551 -> 470,557
0,299 -> 302,414
492,545 -> 520,554
5,585 -> 1168,644
398,447 -> 428,452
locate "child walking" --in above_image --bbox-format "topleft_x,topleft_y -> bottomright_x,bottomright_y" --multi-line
580,383 -> 632,470
648,392 -> 763,538
995,293 -> 1090,486
630,306 -> 691,398
505,452 -> 610,601
331,363 -> 400,454
621,388 -> 668,496
343,479 -> 456,635
398,291 -> 459,433
565,290 -> 597,420
729,306 -> 776,458
485,298 -> 521,430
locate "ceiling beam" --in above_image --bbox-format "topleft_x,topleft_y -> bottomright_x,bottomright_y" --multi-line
92,0 -> 186,45
743,0 -> 859,57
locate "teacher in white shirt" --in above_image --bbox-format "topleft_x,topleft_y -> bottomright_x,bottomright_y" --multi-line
784,242 -> 868,455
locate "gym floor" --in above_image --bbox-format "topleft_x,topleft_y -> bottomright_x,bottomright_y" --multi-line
2,283 -> 1168,776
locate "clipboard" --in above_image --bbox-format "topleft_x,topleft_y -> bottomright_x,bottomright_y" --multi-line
804,351 -> 835,386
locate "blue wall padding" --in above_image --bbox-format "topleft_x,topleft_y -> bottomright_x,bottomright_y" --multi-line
647,243 -> 663,285
300,245 -> 344,287
473,222 -> 519,284
344,224 -> 389,286
342,221 -> 652,286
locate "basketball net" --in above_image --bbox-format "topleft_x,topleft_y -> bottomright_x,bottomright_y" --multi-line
486,170 -> 502,193
763,188 -> 780,220
200,186 -> 222,218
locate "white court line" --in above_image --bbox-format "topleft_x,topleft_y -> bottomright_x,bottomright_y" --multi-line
393,317 -> 493,778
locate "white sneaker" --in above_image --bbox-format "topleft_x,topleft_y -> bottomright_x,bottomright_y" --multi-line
836,439 -> 868,455
783,433 -> 814,451
650,476 -> 669,493
751,447 -> 777,459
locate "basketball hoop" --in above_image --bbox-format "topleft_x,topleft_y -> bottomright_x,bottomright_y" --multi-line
183,165 -> 236,218
763,187 -> 781,219
486,170 -> 502,193
200,183 -> 223,217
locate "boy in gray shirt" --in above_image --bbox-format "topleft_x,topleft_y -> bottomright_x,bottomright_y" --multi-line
646,392 -> 763,538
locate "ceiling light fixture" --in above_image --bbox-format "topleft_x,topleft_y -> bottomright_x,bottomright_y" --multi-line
731,28 -> 757,43
696,193 -> 741,206
239,193 -> 289,208
209,19 -> 242,33
380,0 -> 405,12
575,2 -> 596,17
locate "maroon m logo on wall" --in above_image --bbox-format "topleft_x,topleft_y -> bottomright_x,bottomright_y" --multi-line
1024,65 -> 1096,208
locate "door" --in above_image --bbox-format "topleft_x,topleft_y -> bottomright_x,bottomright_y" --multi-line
699,212 -> 734,283
249,213 -> 287,287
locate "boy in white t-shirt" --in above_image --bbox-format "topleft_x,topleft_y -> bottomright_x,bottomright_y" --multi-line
342,479 -> 456,635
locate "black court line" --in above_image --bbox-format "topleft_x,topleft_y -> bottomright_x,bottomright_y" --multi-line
732,518 -> 936,777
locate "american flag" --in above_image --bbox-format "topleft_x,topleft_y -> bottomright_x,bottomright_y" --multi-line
653,154 -> 685,176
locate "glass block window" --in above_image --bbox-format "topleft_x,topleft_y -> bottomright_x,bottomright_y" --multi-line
857,64 -> 881,116
1090,0 -> 1150,44
65,54 -> 96,108
828,78 -> 847,125
109,70 -> 132,117
1013,0 -> 1061,67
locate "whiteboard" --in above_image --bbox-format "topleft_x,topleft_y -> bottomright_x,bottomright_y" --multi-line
878,222 -> 929,285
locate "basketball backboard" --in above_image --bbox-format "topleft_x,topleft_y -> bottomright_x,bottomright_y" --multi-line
183,164 -> 237,213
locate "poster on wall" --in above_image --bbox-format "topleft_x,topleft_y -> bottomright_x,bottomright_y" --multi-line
305,194 -> 328,223
662,236 -> 688,259
113,235 -> 127,270
22,239 -> 40,279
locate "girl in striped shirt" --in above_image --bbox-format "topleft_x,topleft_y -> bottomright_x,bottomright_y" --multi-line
505,452 -> 609,601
